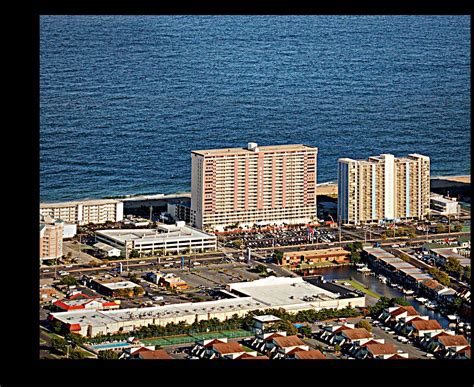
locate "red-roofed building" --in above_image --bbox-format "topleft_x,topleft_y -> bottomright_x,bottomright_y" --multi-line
356,343 -> 398,359
212,342 -> 250,359
402,319 -> 444,340
336,328 -> 373,347
53,297 -> 120,311
427,334 -> 469,356
379,306 -> 420,327
271,335 -> 309,358
138,349 -> 173,359
291,349 -> 326,360
249,331 -> 287,354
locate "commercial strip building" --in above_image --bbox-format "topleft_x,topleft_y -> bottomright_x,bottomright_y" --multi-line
429,247 -> 471,268
191,143 -> 318,231
337,153 -> 430,225
82,275 -> 143,298
49,276 -> 365,337
40,199 -> 124,225
430,193 -> 460,217
145,272 -> 188,290
279,247 -> 350,269
40,215 -> 63,261
95,222 -> 217,255
93,242 -> 122,258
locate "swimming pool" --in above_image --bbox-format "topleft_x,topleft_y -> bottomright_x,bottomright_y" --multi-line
90,342 -> 132,350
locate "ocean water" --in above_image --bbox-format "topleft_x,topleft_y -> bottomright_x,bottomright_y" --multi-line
40,16 -> 471,202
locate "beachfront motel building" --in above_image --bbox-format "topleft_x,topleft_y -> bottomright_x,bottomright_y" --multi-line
191,142 -> 318,231
40,199 -> 124,225
337,153 -> 430,225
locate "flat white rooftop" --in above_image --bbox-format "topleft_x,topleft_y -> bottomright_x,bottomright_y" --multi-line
228,277 -> 341,307
253,315 -> 281,323
51,296 -> 267,326
100,281 -> 138,290
96,224 -> 215,244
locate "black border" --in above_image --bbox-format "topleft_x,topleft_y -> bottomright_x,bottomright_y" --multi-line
8,1 -> 473,386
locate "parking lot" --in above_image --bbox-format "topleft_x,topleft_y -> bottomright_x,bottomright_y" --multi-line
221,226 -> 346,250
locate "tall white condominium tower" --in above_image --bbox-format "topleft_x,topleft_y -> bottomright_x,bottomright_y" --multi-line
191,143 -> 318,231
338,154 -> 430,225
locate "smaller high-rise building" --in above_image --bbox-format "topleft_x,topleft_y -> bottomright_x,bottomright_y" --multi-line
40,215 -> 64,261
338,153 -> 430,224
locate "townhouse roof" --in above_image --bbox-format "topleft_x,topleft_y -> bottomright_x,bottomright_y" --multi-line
138,349 -> 173,359
272,335 -> 306,348
241,355 -> 270,359
212,342 -> 245,354
333,325 -> 354,333
294,349 -> 326,359
422,279 -> 442,290
234,353 -> 258,359
387,354 -> 408,359
438,335 -> 469,347
410,320 -> 443,331
341,328 -> 373,340
366,343 -> 397,356
390,306 -> 419,317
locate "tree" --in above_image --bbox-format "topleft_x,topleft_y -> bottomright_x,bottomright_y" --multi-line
428,267 -> 451,286
59,276 -> 77,286
298,325 -> 312,337
274,251 -> 284,265
129,249 -> 140,258
452,297 -> 463,312
51,337 -> 67,354
133,286 -> 144,296
445,257 -> 463,279
98,349 -> 119,359
49,319 -> 64,334
233,239 -> 243,249
463,266 -> 471,281
69,350 -> 86,359
356,319 -> 372,332
334,344 -> 341,353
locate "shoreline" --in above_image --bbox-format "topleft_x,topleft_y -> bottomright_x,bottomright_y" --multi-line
40,174 -> 470,204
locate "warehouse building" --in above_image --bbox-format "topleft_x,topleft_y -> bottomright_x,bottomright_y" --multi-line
49,277 -> 365,337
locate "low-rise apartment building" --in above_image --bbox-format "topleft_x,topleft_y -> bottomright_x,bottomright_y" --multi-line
40,199 -> 124,225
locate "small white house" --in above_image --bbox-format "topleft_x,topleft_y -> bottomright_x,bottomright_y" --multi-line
94,242 -> 121,257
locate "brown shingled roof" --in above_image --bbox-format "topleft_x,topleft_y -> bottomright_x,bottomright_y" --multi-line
422,279 -> 441,290
294,349 -> 326,360
390,306 -> 419,317
438,335 -> 469,347
342,328 -> 373,340
410,320 -> 442,331
272,335 -> 306,348
138,349 -> 173,359
387,354 -> 408,359
366,343 -> 397,356
212,342 -> 245,354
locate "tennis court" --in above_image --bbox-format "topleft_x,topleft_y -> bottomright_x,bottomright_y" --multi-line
140,329 -> 253,347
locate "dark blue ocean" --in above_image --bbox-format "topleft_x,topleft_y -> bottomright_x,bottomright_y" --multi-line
40,16 -> 471,202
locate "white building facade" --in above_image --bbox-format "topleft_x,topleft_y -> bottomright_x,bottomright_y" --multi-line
338,153 -> 430,224
191,143 -> 318,231
40,199 -> 124,225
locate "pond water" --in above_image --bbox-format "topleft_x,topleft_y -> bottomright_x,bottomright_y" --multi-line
311,266 -> 450,328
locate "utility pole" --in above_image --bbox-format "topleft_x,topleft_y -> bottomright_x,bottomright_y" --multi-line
149,206 -> 153,222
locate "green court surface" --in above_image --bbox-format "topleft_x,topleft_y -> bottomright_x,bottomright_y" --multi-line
140,329 -> 253,347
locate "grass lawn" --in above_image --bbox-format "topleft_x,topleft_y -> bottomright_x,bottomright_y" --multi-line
241,345 -> 255,352
337,279 -> 381,299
